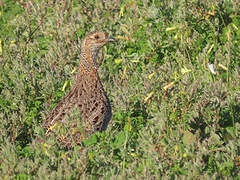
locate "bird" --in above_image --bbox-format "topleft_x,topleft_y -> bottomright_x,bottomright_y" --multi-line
43,31 -> 115,147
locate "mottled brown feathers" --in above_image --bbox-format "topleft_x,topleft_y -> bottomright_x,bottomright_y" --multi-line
42,31 -> 114,147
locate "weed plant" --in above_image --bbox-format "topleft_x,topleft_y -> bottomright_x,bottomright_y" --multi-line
0,0 -> 240,179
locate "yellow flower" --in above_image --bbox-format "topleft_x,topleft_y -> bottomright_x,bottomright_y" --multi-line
181,67 -> 191,75
218,63 -> 228,71
114,59 -> 123,64
166,26 -> 177,31
49,122 -> 59,131
144,91 -> 154,103
148,72 -> 155,79
71,67 -> 77,74
116,36 -> 128,40
163,82 -> 175,91
62,81 -> 69,91
119,6 -> 124,17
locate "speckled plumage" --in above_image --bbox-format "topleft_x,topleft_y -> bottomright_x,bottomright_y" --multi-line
43,31 -> 114,147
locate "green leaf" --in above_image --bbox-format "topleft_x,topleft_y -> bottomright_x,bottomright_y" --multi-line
112,131 -> 125,149
83,134 -> 97,146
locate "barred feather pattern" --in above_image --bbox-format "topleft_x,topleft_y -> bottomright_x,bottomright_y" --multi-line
42,31 -> 113,147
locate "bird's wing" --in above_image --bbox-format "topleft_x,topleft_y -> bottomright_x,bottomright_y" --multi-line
43,85 -> 80,135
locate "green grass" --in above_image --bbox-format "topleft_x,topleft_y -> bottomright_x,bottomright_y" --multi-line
0,0 -> 240,179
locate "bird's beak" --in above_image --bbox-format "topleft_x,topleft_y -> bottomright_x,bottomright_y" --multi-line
106,37 -> 115,42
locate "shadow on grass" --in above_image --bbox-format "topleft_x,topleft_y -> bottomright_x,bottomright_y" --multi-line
219,103 -> 240,128
189,102 -> 240,142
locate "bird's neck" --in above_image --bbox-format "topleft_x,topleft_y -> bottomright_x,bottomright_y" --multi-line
79,48 -> 99,73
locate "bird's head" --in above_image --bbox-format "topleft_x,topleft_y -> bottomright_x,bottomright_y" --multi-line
82,31 -> 115,53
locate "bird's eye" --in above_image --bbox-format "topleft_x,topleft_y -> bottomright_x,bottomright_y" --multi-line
94,35 -> 100,39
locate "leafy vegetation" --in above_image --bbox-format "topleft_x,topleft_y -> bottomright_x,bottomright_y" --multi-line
0,0 -> 240,179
